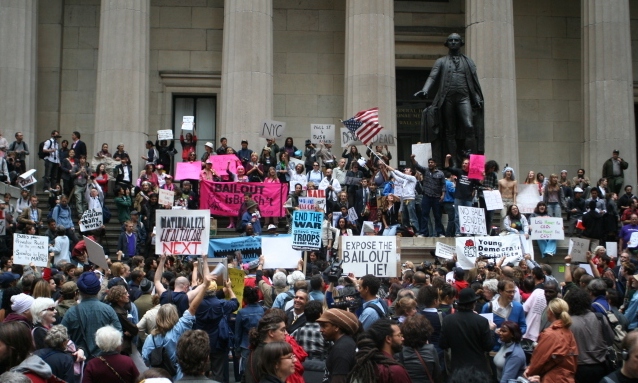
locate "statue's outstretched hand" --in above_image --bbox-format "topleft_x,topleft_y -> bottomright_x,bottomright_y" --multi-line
414,90 -> 427,99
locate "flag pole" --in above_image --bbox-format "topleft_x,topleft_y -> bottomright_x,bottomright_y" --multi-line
340,119 -> 385,165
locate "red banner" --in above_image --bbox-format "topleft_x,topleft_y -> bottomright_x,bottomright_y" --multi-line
200,181 -> 287,217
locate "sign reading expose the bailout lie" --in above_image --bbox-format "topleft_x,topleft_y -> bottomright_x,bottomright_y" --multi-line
340,236 -> 398,277
156,210 -> 210,255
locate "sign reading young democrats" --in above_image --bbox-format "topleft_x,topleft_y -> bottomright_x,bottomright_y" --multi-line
200,181 -> 287,217
291,211 -> 322,250
455,235 -> 526,269
340,236 -> 398,277
155,210 -> 210,255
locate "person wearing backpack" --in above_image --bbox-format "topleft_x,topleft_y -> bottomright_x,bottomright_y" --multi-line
600,331 -> 638,383
358,274 -> 391,330
42,130 -> 61,191
142,269 -> 214,380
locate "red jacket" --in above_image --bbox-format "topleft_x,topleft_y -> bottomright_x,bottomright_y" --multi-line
453,280 -> 469,295
526,320 -> 578,383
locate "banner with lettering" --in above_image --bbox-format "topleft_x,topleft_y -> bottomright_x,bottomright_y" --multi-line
200,181 -> 287,217
454,234 -> 533,269
155,210 -> 210,255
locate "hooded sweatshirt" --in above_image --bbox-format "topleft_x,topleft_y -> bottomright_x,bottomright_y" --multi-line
11,354 -> 53,382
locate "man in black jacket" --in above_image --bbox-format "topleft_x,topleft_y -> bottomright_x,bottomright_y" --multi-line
114,156 -> 133,190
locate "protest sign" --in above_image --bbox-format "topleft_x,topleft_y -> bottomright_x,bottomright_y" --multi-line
311,124 -> 335,144
483,190 -> 504,211
435,242 -> 456,259
200,181 -> 287,217
228,267 -> 245,309
341,236 -> 398,277
347,207 -> 358,222
182,116 -> 194,130
607,242 -> 618,258
458,206 -> 487,235
629,233 -> 638,249
298,197 -> 316,211
411,143 -> 432,167
568,237 -> 590,263
259,120 -> 286,140
0,210 -> 6,236
175,161 -> 202,180
13,234 -> 48,267
289,178 -> 307,193
157,130 -> 173,140
289,157 -> 304,170
209,236 -> 261,263
79,208 -> 103,232
468,154 -> 485,180
361,221 -> 381,235
517,184 -> 541,214
158,189 -> 174,206
292,211 -> 322,250
341,127 -> 362,147
155,210 -> 210,255
455,235 -> 525,269
344,176 -> 362,186
17,169 -> 37,188
307,189 -> 326,211
263,236 -> 302,268
84,236 -> 108,270
370,130 -> 396,146
530,217 -> 564,240
581,263 -> 594,276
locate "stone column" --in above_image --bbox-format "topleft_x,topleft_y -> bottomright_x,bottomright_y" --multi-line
582,0 -> 637,188
465,0 -> 519,172
0,0 -> 38,170
94,0 -> 150,172
344,0 -> 396,156
219,0 -> 272,148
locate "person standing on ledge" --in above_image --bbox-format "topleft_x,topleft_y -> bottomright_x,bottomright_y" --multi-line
602,149 -> 629,195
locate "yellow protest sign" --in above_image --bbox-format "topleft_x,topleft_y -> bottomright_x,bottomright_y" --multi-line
228,267 -> 245,309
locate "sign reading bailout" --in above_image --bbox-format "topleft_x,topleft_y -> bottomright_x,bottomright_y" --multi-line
341,236 -> 398,277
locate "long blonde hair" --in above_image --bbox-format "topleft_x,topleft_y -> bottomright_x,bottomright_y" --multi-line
547,298 -> 572,328
152,304 -> 179,336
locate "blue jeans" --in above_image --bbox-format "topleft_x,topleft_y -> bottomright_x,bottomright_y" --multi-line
383,224 -> 400,236
537,239 -> 557,257
421,196 -> 444,236
443,202 -> 455,237
454,198 -> 473,235
547,202 -> 561,218
402,199 -> 419,232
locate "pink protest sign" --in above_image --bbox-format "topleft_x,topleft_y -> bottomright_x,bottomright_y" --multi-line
175,161 -> 202,180
200,181 -> 287,217
468,154 -> 485,180
210,154 -> 241,179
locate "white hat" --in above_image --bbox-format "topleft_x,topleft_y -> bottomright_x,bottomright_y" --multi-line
267,224 -> 277,231
574,187 -> 584,193
205,142 -> 214,148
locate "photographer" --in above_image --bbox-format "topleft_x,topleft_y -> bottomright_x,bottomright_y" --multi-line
304,140 -> 317,173
237,140 -> 253,167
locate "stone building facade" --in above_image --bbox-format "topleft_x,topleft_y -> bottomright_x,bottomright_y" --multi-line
0,0 -> 636,188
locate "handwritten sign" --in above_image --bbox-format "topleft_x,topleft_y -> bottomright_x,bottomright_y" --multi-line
517,184 -> 541,214
13,234 -> 48,267
347,207 -> 358,222
530,217 -> 564,240
483,190 -> 504,211
411,143 -> 432,167
79,208 -> 103,232
628,232 -> 638,248
341,236 -> 398,277
263,236 -> 302,268
341,127 -> 362,147
182,116 -> 194,130
568,237 -> 590,263
158,189 -> 174,206
458,206 -> 487,235
311,124 -> 335,144
156,210 -> 210,255
307,189 -> 326,211
175,161 -> 202,180
157,130 -> 173,140
292,211 -> 322,250
259,120 -> 286,140
468,154 -> 485,180
298,197 -> 317,211
228,267 -> 245,307
84,235 -> 108,270
370,130 -> 396,146
435,242 -> 456,259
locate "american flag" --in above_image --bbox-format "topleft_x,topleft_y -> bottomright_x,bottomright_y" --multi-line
342,107 -> 382,146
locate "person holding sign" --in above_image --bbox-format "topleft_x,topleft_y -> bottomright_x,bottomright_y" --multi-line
444,154 -> 480,236
619,213 -> 638,256
502,205 -> 530,239
531,202 -> 557,257
179,129 -> 197,162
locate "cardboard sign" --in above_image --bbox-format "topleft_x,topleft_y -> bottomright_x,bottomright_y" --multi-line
157,130 -> 173,140
606,242 -> 618,258
341,236 -> 398,277
568,237 -> 590,263
370,130 -> 396,146
259,120 -> 286,140
17,169 -> 37,188
263,236 -> 303,268
311,124 -> 335,144
458,206 -> 487,235
455,235 -> 526,269
341,127 -> 363,147
175,161 -> 202,180
158,189 -> 174,206
468,154 -> 485,180
517,184 -> 541,214
291,211 -> 322,250
79,208 -> 103,232
156,210 -> 210,255
530,217 -> 564,240
84,235 -> 109,270
228,267 -> 245,306
13,234 -> 48,267
483,190 -> 504,211
200,181 -> 287,217
182,116 -> 194,130
411,143 -> 432,167
435,242 -> 456,259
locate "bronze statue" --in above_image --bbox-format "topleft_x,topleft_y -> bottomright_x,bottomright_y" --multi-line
415,33 -> 484,167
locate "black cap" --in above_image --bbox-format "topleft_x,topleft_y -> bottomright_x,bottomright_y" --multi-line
613,149 -> 620,154
458,288 -> 479,305
305,139 -> 312,145
241,140 -> 248,144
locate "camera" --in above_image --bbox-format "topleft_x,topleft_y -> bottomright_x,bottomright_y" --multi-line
323,259 -> 343,283
333,292 -> 362,312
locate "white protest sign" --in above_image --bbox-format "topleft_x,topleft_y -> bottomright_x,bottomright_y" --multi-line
370,130 -> 396,146
517,184 -> 541,214
628,232 -> 638,248
79,208 -> 103,232
298,197 -> 316,211
307,189 -> 326,211
289,178 -> 307,193
291,211 -> 323,250
182,116 -> 194,130
289,157 -> 304,169
17,169 -> 37,188
483,190 -> 504,211
411,143 -> 432,167
479,313 -> 494,322
361,221 -> 379,235
347,207 -> 358,222
156,210 -> 210,255
158,189 -> 174,206
262,236 -> 302,269
341,236 -> 398,277
581,263 -> 594,276
310,124 -> 335,144
606,242 -> 618,258
455,235 -> 525,269
84,236 -> 109,270
13,234 -> 48,267
568,237 -> 590,263
458,206 -> 487,235
435,242 -> 456,259
341,127 -> 362,147
530,217 -> 564,240
259,120 -> 286,140
157,130 -> 173,140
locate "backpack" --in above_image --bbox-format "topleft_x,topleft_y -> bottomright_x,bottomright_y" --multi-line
593,302 -> 626,373
38,139 -> 51,160
365,299 -> 390,319
149,335 -> 177,377
593,302 -> 626,352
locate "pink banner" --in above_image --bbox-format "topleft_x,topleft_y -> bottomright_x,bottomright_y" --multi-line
175,161 -> 202,180
468,154 -> 485,180
200,181 -> 287,217
210,154 -> 241,179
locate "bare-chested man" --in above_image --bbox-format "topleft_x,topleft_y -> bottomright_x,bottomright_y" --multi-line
499,166 -> 517,217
